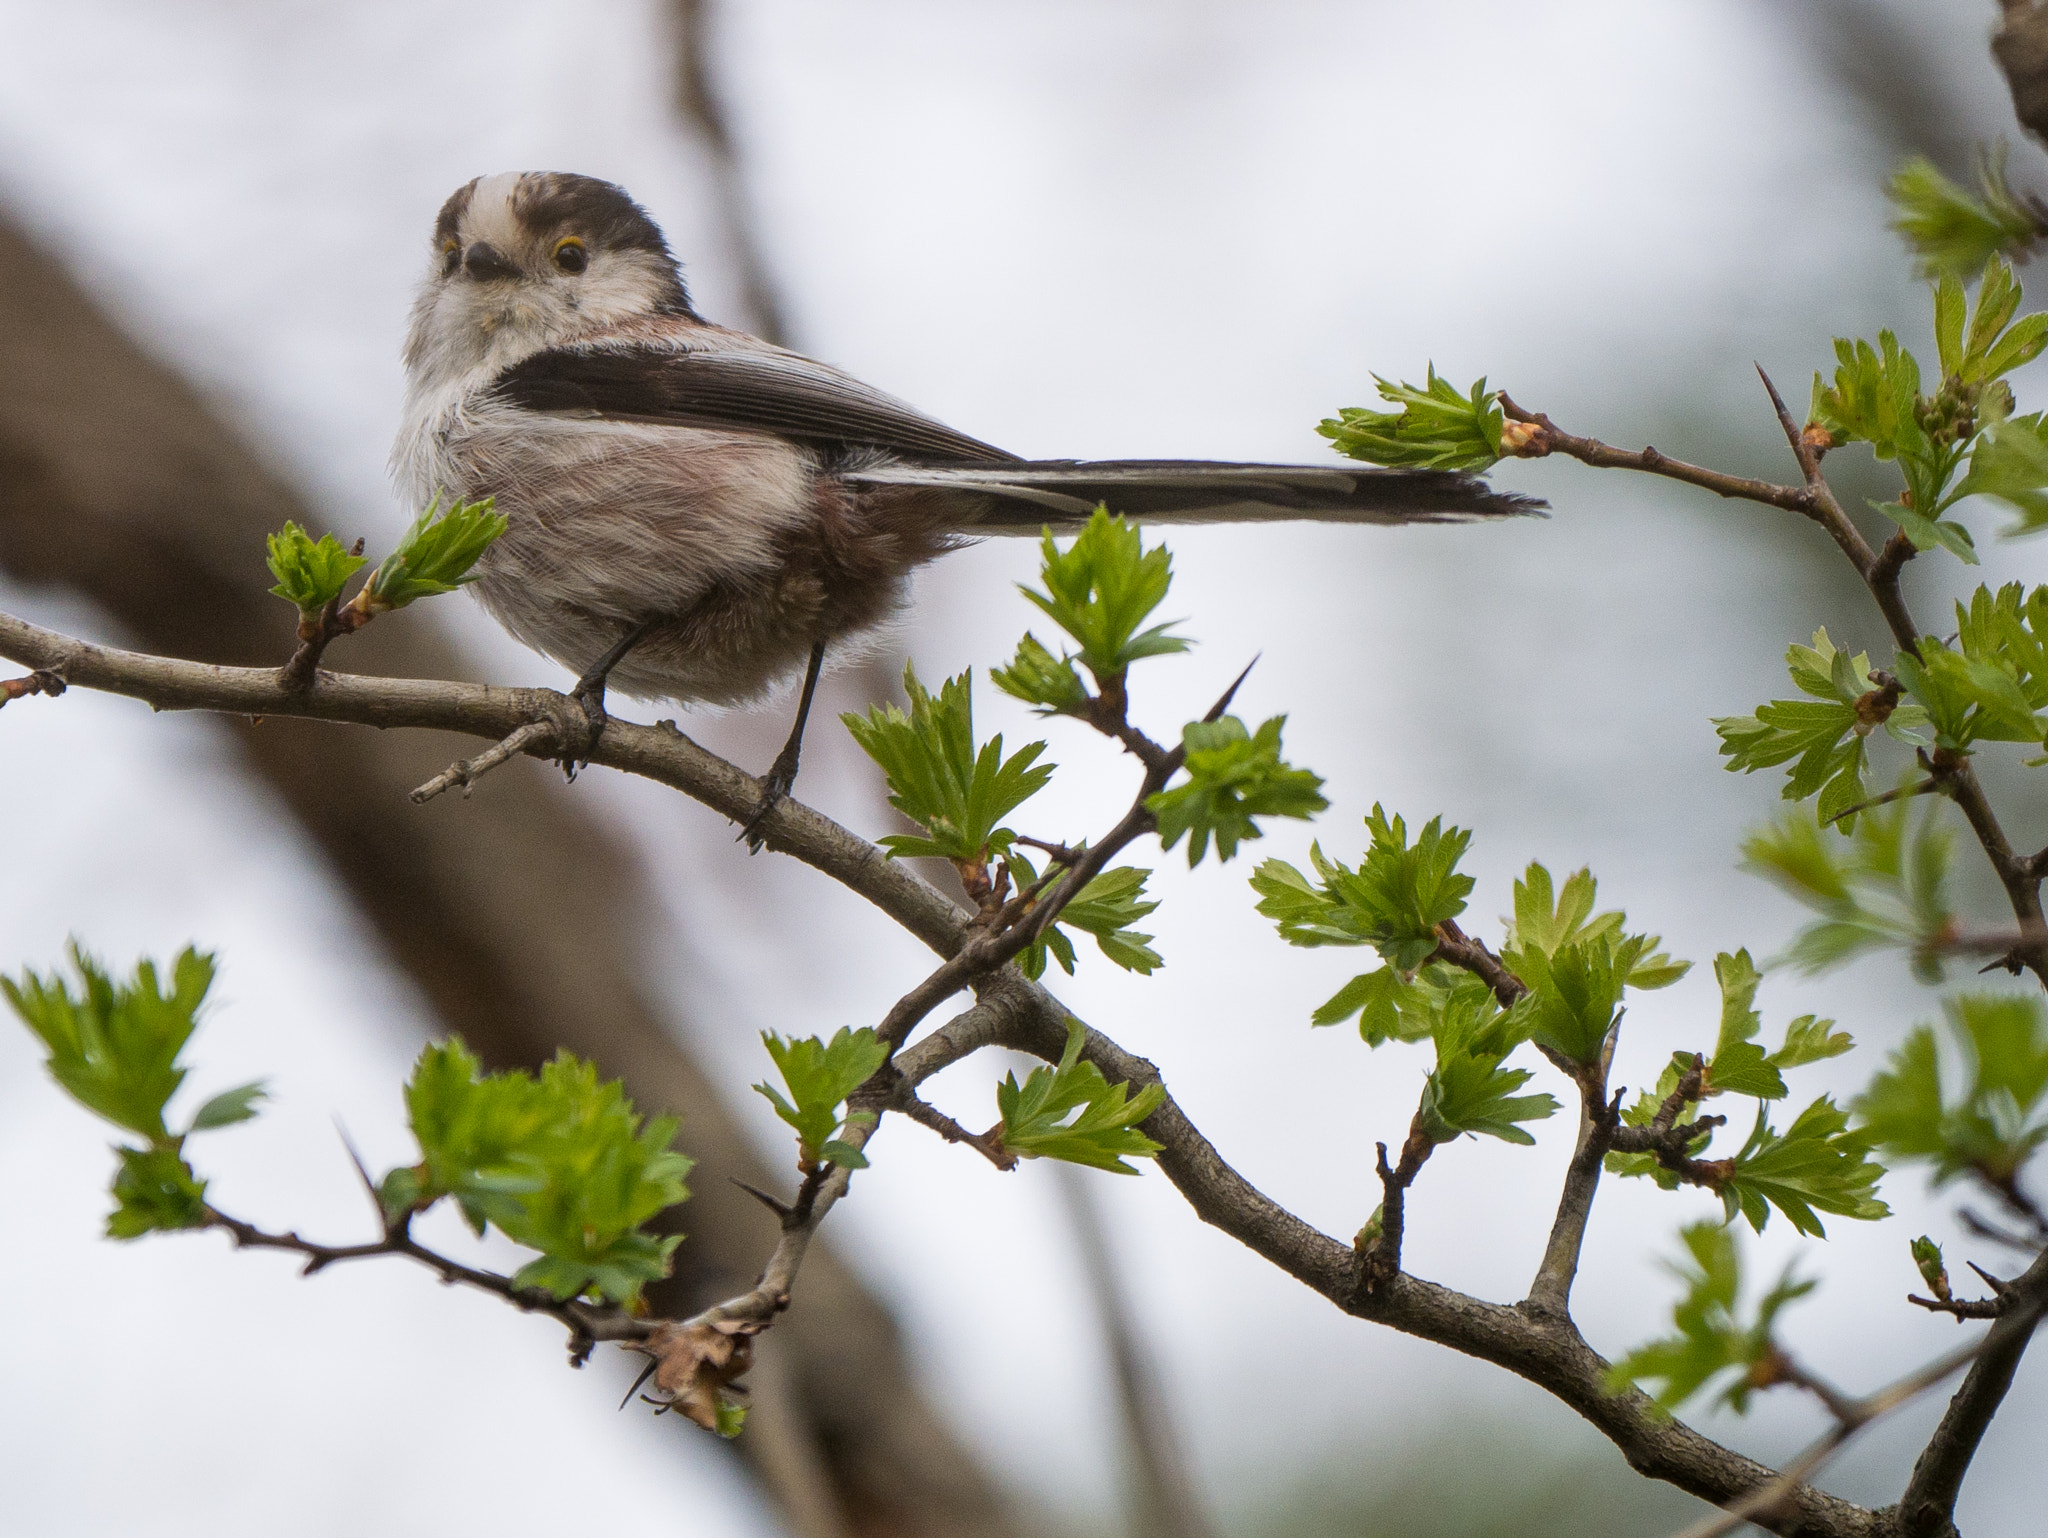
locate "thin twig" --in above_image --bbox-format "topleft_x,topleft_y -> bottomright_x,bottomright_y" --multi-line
1823,775 -> 1939,825
410,720 -> 560,803
0,667 -> 64,708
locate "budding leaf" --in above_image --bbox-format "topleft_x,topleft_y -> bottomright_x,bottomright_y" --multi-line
1319,367 -> 1504,472
1414,973 -> 1556,1146
4,944 -> 216,1141
995,1017 -> 1165,1174
990,632 -> 1091,716
1911,1234 -> 1952,1300
1507,863 -> 1688,988
844,665 -> 1053,864
754,1026 -> 889,1169
1702,950 -> 1786,1101
360,494 -> 507,613
265,521 -> 366,619
1606,1222 -> 1814,1415
1148,715 -> 1326,867
1017,509 -> 1188,683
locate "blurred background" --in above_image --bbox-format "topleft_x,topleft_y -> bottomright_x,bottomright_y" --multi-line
2,2 -> 2046,1534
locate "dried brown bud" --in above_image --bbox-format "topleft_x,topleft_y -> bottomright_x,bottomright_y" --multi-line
1498,418 -> 1549,457
1800,423 -> 1835,457
646,1316 -> 763,1431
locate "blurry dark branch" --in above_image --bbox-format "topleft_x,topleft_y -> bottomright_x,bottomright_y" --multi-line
1053,1162 -> 1220,1538
0,215 -> 1020,1538
1664,1336 -> 1982,1538
1998,1 -> 2048,149
673,0 -> 790,345
0,608 -> 1900,1538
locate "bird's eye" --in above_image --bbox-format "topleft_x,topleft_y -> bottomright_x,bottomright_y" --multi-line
553,237 -> 587,274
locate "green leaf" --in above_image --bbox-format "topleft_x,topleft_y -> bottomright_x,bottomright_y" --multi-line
1015,509 -> 1189,682
1889,149 -> 2045,281
360,494 -> 508,613
4,944 -> 217,1141
1771,1014 -> 1854,1070
1018,866 -> 1163,980
1721,1098 -> 1889,1238
989,632 -> 1091,716
186,1080 -> 268,1133
1700,951 -> 1787,1101
398,1039 -> 692,1306
1318,367 -> 1504,471
1856,993 -> 2048,1190
105,1144 -> 210,1239
1955,413 -> 2048,536
265,522 -> 366,618
995,1018 -> 1165,1174
1873,499 -> 1979,564
1412,974 -> 1557,1145
754,1027 -> 890,1166
1148,715 -> 1327,867
1606,1222 -> 1815,1415
1508,934 -> 1634,1066
843,665 -> 1054,864
1741,796 -> 1955,979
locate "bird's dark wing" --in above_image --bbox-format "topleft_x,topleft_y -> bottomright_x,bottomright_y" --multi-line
487,342 -> 1019,465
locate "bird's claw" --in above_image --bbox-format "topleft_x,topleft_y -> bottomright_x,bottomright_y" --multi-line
737,745 -> 802,854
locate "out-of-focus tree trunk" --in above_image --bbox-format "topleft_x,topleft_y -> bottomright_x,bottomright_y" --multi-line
0,212 -> 1023,1538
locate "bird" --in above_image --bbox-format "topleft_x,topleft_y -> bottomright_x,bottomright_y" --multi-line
391,171 -> 1537,838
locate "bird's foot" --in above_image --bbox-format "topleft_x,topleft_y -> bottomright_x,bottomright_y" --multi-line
737,743 -> 803,854
560,675 -> 612,781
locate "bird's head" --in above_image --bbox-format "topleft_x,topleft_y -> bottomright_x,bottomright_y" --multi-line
402,171 -> 696,384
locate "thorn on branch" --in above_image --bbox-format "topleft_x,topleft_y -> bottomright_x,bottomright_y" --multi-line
729,1177 -> 794,1219
1202,655 -> 1260,724
410,719 -> 560,803
0,668 -> 65,709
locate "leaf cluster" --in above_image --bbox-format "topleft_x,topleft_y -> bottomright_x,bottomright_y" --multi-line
1607,1222 -> 1814,1415
1015,864 -> 1164,980
1741,798 -> 1954,980
1856,993 -> 2048,1194
388,1040 -> 692,1306
265,522 -> 366,620
1318,367 -> 1504,471
844,665 -> 1053,864
359,494 -> 508,614
5,946 -> 265,1239
1713,628 -> 1929,828
1887,146 -> 2043,283
1808,258 -> 2048,557
995,1018 -> 1166,1174
1411,969 -> 1559,1146
1605,951 -> 1878,1236
1500,864 -> 1687,1067
1148,714 -> 1326,866
1001,509 -> 1189,690
753,1027 -> 888,1170
1895,583 -> 2048,753
1251,806 -> 1475,976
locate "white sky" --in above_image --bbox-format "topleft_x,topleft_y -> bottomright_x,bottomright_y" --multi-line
1,2 -> 2045,1534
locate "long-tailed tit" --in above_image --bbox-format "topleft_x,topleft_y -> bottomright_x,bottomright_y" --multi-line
393,172 -> 1534,829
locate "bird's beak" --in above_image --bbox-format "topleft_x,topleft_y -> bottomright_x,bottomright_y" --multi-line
462,242 -> 519,282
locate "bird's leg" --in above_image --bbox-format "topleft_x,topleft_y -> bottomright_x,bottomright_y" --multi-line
740,641 -> 826,853
568,618 -> 656,759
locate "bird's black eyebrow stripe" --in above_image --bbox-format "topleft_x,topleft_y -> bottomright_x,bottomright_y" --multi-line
487,346 -> 1019,465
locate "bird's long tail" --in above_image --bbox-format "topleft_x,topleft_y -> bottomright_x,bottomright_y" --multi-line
843,459 -> 1542,531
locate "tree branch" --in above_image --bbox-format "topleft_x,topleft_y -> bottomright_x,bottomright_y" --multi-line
0,607 -> 1907,1536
